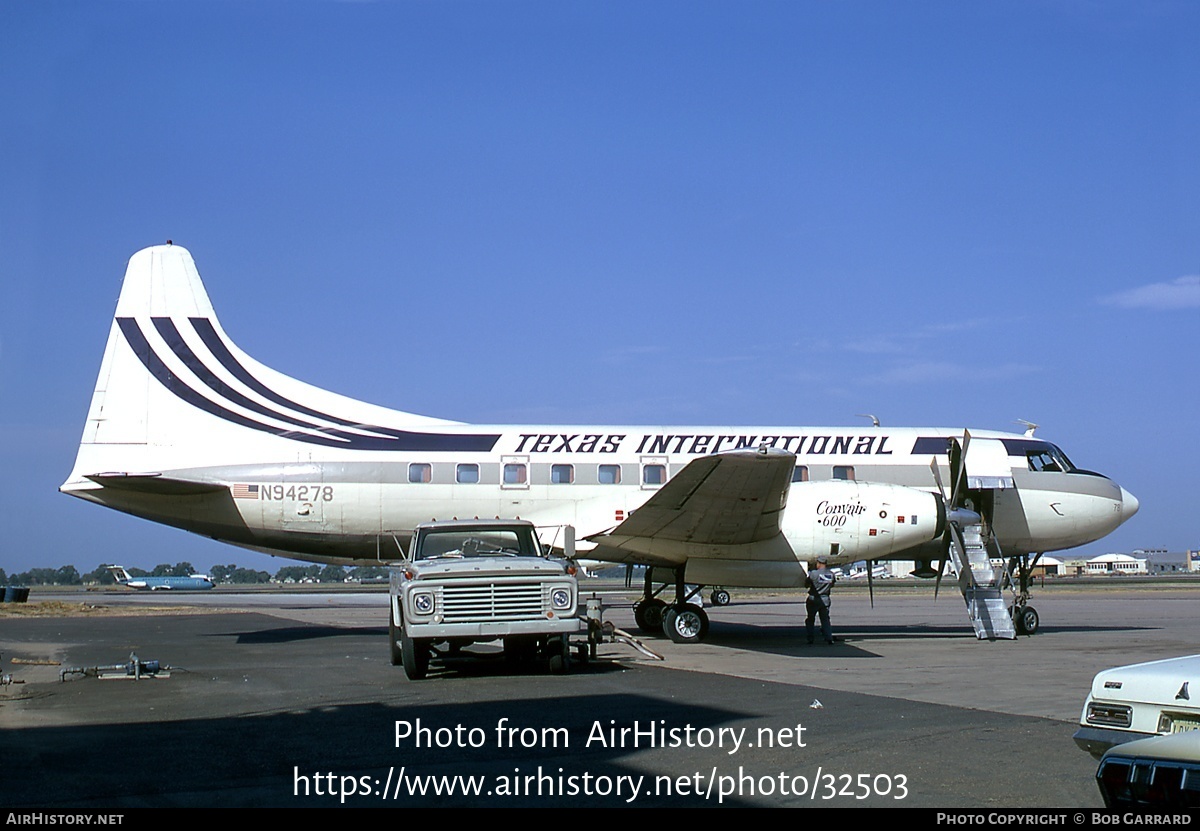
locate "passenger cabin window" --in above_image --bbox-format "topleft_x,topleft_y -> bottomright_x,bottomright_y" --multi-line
551,464 -> 574,484
456,463 -> 479,484
792,465 -> 809,483
832,466 -> 855,481
598,464 -> 621,485
642,464 -> 666,486
503,463 -> 527,485
408,463 -> 431,484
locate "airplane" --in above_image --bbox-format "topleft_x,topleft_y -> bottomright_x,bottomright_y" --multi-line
106,565 -> 215,591
61,244 -> 1139,642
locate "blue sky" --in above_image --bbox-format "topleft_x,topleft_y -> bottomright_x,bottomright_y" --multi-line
1,1 -> 1196,574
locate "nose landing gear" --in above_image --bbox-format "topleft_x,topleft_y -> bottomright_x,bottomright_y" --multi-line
1008,553 -> 1043,636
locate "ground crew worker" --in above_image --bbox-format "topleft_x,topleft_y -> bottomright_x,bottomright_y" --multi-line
805,555 -> 836,644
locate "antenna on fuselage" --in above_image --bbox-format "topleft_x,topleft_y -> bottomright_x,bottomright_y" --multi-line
1015,419 -> 1038,438
856,414 -> 881,427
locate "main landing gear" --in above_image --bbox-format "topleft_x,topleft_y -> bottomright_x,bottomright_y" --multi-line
632,567 -> 711,644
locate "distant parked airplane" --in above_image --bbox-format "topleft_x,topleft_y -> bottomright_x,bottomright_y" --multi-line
107,565 -> 214,591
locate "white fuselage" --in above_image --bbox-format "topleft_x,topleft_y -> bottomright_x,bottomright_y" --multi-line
60,245 -> 1139,586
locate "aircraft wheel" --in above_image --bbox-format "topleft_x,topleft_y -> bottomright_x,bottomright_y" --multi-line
389,614 -> 403,667
401,632 -> 430,680
1015,605 -> 1040,636
663,603 -> 709,644
633,598 -> 667,634
711,589 -> 731,607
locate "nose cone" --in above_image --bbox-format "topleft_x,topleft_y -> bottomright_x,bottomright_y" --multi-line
1120,487 -> 1139,522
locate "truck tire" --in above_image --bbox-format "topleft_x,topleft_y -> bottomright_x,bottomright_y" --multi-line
504,636 -> 539,663
389,613 -> 403,667
401,632 -> 431,680
546,637 -> 570,675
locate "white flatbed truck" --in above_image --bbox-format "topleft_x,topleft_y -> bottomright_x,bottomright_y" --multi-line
388,519 -> 582,680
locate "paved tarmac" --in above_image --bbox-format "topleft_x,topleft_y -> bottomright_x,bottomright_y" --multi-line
2,583 -> 1197,808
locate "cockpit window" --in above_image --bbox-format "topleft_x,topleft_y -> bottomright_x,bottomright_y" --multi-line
1005,440 -> 1076,473
999,438 -> 1078,472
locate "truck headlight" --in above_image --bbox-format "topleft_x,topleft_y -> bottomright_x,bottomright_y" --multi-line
412,591 -> 435,615
551,587 -> 572,611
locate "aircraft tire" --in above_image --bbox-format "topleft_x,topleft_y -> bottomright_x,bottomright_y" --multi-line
633,598 -> 667,634
663,603 -> 708,644
1015,605 -> 1040,636
711,589 -> 731,607
401,631 -> 431,680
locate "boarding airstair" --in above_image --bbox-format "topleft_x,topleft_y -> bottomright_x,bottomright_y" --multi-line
935,433 -> 1018,640
946,521 -> 1016,640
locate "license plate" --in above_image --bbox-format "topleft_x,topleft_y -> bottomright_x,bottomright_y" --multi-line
1166,716 -> 1200,733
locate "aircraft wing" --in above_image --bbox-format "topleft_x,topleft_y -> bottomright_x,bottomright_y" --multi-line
586,448 -> 795,566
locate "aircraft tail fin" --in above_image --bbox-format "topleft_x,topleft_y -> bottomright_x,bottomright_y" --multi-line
107,565 -> 132,584
62,244 -> 482,498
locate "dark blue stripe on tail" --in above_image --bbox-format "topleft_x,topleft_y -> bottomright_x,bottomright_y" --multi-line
117,317 -> 500,453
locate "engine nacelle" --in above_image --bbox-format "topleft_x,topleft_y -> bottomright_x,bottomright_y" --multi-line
782,480 -> 943,563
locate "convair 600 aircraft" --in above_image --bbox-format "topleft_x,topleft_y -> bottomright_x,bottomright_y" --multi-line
62,245 -> 1138,642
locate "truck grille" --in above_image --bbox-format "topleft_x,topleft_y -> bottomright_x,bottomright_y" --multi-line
440,582 -> 546,622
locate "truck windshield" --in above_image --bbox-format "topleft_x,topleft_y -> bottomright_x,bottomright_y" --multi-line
416,528 -> 539,560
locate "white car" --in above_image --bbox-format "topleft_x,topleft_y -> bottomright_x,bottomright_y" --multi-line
1074,654 -> 1200,759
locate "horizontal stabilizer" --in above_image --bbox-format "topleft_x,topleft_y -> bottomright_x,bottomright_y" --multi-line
84,473 -> 227,495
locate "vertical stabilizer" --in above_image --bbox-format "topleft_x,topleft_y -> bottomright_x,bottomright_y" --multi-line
62,243 -> 476,499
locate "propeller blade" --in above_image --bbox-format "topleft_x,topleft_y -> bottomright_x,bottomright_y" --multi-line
867,561 -> 875,608
934,555 -> 946,599
948,435 -> 967,508
929,457 -> 947,501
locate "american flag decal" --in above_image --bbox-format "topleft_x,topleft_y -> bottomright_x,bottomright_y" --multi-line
232,484 -> 260,499
869,528 -> 877,536
897,515 -> 906,523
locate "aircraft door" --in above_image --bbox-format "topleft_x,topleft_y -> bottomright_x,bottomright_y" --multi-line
964,439 -> 1015,490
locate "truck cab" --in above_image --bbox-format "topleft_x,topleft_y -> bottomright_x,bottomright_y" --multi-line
388,519 -> 581,679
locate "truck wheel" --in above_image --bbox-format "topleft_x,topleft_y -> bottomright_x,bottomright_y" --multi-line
504,636 -> 538,663
389,614 -> 403,667
663,603 -> 709,644
634,598 -> 666,634
546,637 -> 570,674
401,632 -> 430,680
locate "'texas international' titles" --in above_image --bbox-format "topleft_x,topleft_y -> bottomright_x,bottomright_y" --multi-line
510,433 -> 896,456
